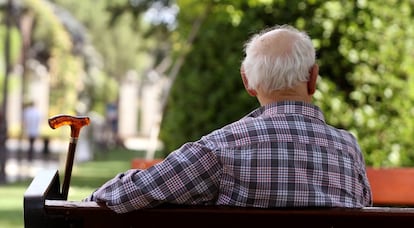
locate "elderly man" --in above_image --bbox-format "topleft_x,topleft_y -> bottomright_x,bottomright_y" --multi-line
84,25 -> 372,213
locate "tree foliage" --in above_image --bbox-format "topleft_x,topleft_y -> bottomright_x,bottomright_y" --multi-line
51,0 -> 157,114
2,0 -> 412,167
24,0 -> 83,115
159,0 -> 414,167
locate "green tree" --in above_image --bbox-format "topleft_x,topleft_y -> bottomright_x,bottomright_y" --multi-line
160,0 -> 414,168
24,0 -> 83,115
160,0 -> 324,153
52,0 -> 175,115
44,0 -> 414,167
309,0 -> 414,167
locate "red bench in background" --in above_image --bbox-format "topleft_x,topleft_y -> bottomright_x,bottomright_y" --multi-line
366,167 -> 414,206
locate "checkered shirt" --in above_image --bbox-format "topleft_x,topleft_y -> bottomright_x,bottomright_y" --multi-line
85,101 -> 372,213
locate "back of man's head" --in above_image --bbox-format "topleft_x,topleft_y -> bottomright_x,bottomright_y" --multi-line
242,25 -> 316,93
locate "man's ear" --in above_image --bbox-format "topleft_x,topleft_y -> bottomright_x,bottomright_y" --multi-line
240,66 -> 257,97
307,63 -> 319,95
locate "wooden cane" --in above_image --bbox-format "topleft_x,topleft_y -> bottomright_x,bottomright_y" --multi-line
48,114 -> 90,200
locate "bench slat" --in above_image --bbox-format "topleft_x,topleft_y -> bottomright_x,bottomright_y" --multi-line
43,200 -> 414,227
45,199 -> 414,216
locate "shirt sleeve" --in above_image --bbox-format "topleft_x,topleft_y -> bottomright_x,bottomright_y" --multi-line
83,141 -> 222,213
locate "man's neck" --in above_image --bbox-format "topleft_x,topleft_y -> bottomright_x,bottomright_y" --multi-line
257,83 -> 311,106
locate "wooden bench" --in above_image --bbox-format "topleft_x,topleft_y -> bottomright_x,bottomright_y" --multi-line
24,169 -> 414,228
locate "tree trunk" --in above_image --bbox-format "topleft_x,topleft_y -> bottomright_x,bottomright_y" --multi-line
0,0 -> 14,184
145,4 -> 211,160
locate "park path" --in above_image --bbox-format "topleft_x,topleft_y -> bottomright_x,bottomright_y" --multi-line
4,136 -> 157,183
5,138 -> 66,183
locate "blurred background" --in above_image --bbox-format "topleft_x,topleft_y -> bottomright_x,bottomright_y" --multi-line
1,0 -> 414,226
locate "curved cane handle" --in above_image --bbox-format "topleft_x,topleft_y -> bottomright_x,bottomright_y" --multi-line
48,114 -> 90,138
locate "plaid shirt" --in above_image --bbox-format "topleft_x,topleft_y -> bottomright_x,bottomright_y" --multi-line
85,101 -> 372,213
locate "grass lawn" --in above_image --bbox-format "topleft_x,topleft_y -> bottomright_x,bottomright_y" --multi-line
0,147 -> 145,228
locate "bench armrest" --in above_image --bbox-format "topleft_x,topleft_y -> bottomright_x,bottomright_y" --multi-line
23,169 -> 63,228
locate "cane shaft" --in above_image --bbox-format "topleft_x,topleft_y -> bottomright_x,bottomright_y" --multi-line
62,140 -> 77,200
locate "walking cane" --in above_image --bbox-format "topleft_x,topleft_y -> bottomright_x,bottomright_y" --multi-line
48,114 -> 90,200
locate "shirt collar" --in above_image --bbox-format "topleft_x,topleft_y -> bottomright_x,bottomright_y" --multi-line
246,101 -> 326,123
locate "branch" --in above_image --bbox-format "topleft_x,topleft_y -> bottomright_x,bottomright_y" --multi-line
145,4 -> 212,160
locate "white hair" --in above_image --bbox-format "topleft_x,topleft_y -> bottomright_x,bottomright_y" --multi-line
242,25 -> 316,92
